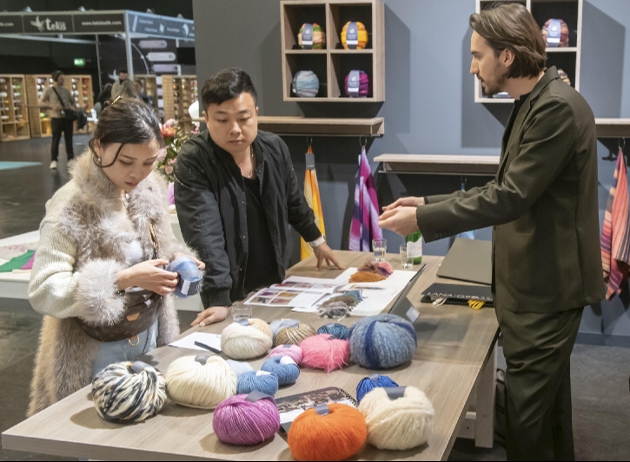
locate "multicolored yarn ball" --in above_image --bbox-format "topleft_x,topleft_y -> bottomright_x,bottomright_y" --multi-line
166,256 -> 203,298
226,359 -> 254,377
345,71 -> 370,97
298,23 -> 326,49
341,21 -> 369,50
292,71 -> 320,98
356,374 -> 399,403
288,403 -> 367,461
91,361 -> 166,423
318,291 -> 363,319
221,318 -> 273,360
300,334 -> 350,372
358,386 -> 435,450
542,18 -> 569,47
558,68 -> 571,86
213,393 -> 281,446
236,370 -> 279,396
350,314 -> 417,369
165,355 -> 236,409
269,318 -> 300,345
317,323 -> 350,340
261,356 -> 300,385
269,344 -> 303,365
275,322 -> 317,346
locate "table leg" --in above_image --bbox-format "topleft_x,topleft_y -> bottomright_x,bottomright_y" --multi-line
474,341 -> 497,448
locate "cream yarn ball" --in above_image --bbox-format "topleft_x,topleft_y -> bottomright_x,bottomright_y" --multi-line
166,355 -> 237,409
358,386 -> 435,450
221,319 -> 273,360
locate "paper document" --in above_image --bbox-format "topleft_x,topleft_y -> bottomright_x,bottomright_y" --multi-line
169,332 -> 222,352
245,287 -> 328,308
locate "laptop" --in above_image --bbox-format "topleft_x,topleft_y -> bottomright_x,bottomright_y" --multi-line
436,238 -> 492,285
388,264 -> 426,325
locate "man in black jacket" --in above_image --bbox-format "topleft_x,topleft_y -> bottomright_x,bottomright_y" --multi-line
175,68 -> 342,326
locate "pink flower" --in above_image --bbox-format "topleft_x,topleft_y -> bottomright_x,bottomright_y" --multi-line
157,147 -> 167,162
168,158 -> 176,165
164,118 -> 177,128
164,165 -> 173,174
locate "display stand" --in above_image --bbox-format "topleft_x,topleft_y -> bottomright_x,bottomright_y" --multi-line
64,75 -> 94,134
135,74 -> 160,113
0,74 -> 30,142
24,75 -> 52,138
162,75 -> 198,131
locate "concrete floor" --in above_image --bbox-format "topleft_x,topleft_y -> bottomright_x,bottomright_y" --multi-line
1,137 -> 629,460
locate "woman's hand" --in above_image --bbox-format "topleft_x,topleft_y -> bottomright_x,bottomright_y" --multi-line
191,306 -> 230,327
382,196 -> 425,212
116,259 -> 179,295
172,252 -> 205,270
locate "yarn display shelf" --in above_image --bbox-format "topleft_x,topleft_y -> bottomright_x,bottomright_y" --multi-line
545,47 -> 577,52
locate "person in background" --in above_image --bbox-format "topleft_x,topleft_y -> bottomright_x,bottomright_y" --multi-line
38,70 -> 76,170
111,68 -> 135,99
133,80 -> 153,107
94,83 -> 112,115
174,68 -> 342,327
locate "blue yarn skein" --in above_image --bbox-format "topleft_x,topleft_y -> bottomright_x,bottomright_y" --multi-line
166,256 -> 203,298
261,356 -> 300,386
317,323 -> 350,340
356,374 -> 399,403
349,314 -> 417,370
236,370 -> 279,396
226,359 -> 254,377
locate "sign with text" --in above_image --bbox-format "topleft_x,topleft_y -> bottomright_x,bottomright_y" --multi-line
23,14 -> 73,34
73,13 -> 125,33
0,15 -> 23,33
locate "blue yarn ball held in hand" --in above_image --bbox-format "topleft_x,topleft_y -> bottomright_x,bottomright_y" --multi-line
317,323 -> 350,340
356,374 -> 399,403
166,256 -> 202,298
350,314 -> 417,369
261,356 -> 300,386
236,370 -> 279,396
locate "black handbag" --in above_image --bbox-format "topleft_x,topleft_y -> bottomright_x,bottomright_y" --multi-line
52,87 -> 78,121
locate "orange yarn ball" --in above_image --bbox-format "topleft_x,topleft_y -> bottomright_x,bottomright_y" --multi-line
288,403 -> 367,461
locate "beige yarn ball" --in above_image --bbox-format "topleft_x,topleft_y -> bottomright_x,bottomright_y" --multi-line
275,323 -> 317,346
221,319 -> 273,360
358,386 -> 435,450
166,356 -> 237,409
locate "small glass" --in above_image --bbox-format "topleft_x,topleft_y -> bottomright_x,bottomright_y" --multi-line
400,245 -> 414,269
372,238 -> 387,262
231,305 -> 252,322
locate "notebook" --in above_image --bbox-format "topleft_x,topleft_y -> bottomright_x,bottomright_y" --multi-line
437,238 -> 492,285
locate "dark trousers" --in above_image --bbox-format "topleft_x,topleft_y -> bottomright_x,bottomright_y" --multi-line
496,304 -> 583,461
51,118 -> 74,162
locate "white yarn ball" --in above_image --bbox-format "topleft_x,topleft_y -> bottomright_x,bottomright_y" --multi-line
92,361 -> 167,423
358,386 -> 435,450
221,319 -> 273,360
166,355 -> 237,409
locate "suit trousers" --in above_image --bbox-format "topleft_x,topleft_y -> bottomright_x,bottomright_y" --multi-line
495,304 -> 583,461
50,117 -> 74,162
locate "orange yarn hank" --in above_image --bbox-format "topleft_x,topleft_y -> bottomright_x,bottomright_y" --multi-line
349,271 -> 386,283
288,403 -> 367,461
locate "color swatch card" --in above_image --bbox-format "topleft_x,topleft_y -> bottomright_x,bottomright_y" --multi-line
245,287 -> 326,308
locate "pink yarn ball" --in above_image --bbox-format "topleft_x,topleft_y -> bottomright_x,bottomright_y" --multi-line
269,344 -> 303,365
213,394 -> 280,446
300,334 -> 350,372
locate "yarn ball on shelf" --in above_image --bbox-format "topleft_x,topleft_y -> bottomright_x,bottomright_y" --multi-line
165,355 -> 236,409
300,334 -> 350,372
288,403 -> 367,461
261,356 -> 301,386
166,256 -> 203,298
91,361 -> 166,423
269,318 -> 301,345
350,314 -> 417,369
298,23 -> 326,49
344,70 -> 370,98
268,344 -> 303,365
213,393 -> 281,446
292,71 -> 320,98
542,18 -> 570,47
275,321 -> 317,346
236,370 -> 279,396
358,386 -> 435,450
316,323 -> 350,340
558,68 -> 572,86
341,21 -> 369,50
226,359 -> 254,377
356,374 -> 399,403
221,318 -> 273,360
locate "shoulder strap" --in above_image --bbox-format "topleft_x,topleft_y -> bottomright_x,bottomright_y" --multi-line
148,220 -> 160,257
51,86 -> 67,109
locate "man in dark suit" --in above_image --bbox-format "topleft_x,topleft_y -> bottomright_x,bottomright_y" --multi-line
379,4 -> 605,460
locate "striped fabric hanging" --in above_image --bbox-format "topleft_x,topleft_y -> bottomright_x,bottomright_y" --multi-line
301,144 -> 326,259
601,147 -> 630,299
349,146 -> 382,251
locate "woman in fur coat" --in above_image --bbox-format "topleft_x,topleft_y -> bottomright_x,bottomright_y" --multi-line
27,98 -> 203,416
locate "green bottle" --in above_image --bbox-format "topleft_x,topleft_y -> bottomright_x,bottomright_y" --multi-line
405,231 -> 423,264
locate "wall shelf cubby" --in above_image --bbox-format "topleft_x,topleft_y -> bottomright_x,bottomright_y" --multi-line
0,74 -> 30,142
135,75 -> 160,113
281,0 -> 385,103
162,75 -> 198,131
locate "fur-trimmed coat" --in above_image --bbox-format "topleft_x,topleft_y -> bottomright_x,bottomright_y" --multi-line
28,152 -> 193,416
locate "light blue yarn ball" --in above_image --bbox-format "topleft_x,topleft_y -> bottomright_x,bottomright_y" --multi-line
356,374 -> 399,403
292,70 -> 320,98
166,256 -> 203,298
349,314 -> 417,370
261,356 -> 300,386
226,359 -> 254,377
269,319 -> 301,345
317,323 -> 350,340
236,370 -> 279,396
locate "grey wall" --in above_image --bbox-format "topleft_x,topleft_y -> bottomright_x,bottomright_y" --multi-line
192,0 -> 630,345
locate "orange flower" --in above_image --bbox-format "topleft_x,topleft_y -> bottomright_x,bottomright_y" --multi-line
161,125 -> 176,138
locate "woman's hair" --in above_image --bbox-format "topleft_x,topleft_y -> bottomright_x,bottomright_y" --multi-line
88,98 -> 164,168
469,3 -> 546,79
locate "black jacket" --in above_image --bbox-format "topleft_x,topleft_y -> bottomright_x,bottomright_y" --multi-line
174,130 -> 321,307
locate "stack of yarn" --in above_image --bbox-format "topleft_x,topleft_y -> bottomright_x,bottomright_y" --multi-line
345,70 -> 370,98
262,356 -> 301,385
356,373 -> 399,403
272,319 -> 317,346
166,256 -> 203,298
316,322 -> 350,340
236,370 -> 279,396
349,260 -> 393,283
221,318 -> 273,360
542,18 -> 570,47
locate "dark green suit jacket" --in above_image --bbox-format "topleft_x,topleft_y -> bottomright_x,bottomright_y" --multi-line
417,67 -> 605,312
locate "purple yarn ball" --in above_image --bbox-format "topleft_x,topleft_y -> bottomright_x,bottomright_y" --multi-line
344,70 -> 370,97
213,394 -> 280,445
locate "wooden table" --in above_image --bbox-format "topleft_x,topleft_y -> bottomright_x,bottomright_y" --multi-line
2,251 -> 499,461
